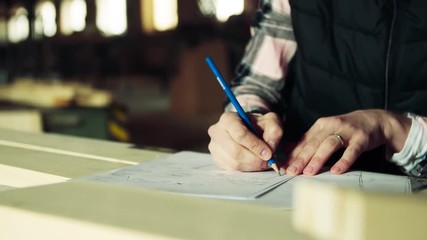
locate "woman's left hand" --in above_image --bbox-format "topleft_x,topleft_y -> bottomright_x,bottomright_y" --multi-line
285,109 -> 412,176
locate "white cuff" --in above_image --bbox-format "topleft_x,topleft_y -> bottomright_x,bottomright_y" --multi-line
389,113 -> 427,173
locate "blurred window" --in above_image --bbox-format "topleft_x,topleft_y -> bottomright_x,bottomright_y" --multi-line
34,1 -> 57,38
198,0 -> 244,22
153,0 -> 178,31
60,0 -> 87,35
0,4 -> 6,43
96,0 -> 127,36
8,7 -> 30,43
0,17 -> 6,43
141,0 -> 178,33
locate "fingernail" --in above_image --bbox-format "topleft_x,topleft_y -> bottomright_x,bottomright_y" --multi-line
287,166 -> 297,175
331,166 -> 341,174
304,166 -> 314,175
261,149 -> 270,159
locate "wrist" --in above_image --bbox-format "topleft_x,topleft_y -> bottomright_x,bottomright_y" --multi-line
384,112 -> 412,154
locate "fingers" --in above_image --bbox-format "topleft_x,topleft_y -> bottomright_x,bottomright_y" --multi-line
286,118 -> 337,175
285,111 -> 386,176
208,125 -> 268,171
229,123 -> 273,160
209,143 -> 269,171
286,133 -> 344,176
209,110 -> 389,174
331,144 -> 363,174
286,117 -> 335,163
208,112 -> 281,172
257,112 -> 283,150
302,134 -> 345,175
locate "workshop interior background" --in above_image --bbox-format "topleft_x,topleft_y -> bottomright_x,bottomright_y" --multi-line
0,0 -> 257,152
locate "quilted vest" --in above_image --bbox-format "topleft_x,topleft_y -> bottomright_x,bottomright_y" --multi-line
284,0 -> 427,173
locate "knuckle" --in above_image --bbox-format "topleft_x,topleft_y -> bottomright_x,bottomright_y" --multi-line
315,116 -> 347,130
353,130 -> 370,143
233,128 -> 249,142
219,112 -> 234,125
264,112 -> 275,118
221,111 -> 233,119
316,116 -> 343,127
265,112 -> 280,122
314,117 -> 326,128
269,125 -> 283,138
325,136 -> 339,147
231,147 -> 245,163
331,116 -> 344,125
231,158 -> 249,171
218,114 -> 227,124
307,138 -> 321,149
342,120 -> 358,132
250,140 -> 262,152
292,160 -> 306,170
207,125 -> 216,137
347,146 -> 363,158
354,128 -> 368,137
207,141 -> 215,153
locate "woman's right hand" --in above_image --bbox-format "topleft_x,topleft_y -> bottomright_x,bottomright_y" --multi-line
207,111 -> 283,171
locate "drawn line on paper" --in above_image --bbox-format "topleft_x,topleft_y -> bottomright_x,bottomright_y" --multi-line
251,176 -> 295,199
358,172 -> 364,190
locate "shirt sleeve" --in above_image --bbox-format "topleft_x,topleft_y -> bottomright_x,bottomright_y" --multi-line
389,113 -> 427,178
225,0 -> 297,114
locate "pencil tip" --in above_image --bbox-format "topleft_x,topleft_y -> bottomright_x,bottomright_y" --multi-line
271,164 -> 280,175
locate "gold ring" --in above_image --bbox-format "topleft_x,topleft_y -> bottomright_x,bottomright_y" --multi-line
332,134 -> 344,147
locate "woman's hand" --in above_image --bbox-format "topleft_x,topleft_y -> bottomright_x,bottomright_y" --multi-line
285,110 -> 412,176
207,112 -> 283,171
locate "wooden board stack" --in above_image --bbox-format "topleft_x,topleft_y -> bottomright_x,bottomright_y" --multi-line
293,180 -> 427,240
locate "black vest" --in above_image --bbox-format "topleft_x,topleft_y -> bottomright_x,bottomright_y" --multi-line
284,0 -> 427,173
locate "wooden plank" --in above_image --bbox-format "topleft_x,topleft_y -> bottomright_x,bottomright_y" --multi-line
0,163 -> 69,188
0,128 -> 169,163
0,145 -> 130,178
0,181 -> 309,240
293,180 -> 427,240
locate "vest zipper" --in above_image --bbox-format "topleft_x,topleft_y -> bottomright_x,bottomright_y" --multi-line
384,0 -> 398,110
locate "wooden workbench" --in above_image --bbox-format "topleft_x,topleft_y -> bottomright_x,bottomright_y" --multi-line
0,129 -> 309,240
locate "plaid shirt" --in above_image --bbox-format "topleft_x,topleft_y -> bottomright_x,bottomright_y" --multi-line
227,0 -> 296,114
226,0 -> 427,178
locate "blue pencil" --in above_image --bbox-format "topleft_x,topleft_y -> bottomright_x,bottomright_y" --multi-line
205,57 -> 281,175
